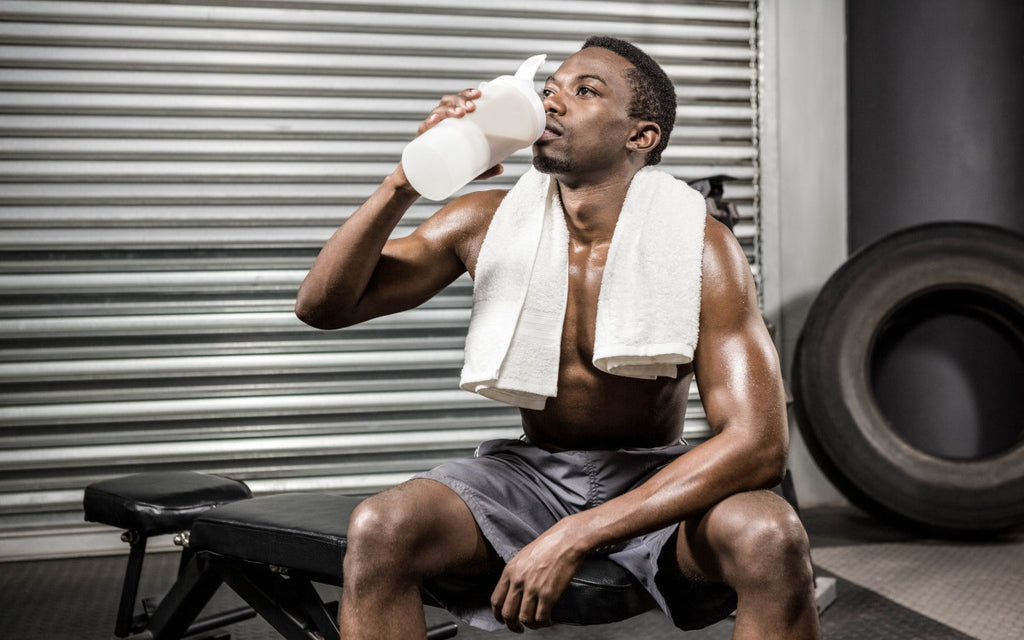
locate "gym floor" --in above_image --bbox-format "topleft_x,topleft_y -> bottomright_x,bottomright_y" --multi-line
1,505 -> 1021,639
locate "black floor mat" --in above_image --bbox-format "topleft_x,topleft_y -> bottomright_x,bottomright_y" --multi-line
0,552 -> 978,639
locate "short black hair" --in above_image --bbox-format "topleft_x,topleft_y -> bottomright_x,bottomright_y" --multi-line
582,35 -> 676,166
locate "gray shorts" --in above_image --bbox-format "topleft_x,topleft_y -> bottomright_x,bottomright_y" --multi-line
414,437 -> 736,631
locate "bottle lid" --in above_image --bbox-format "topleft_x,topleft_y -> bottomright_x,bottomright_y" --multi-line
514,54 -> 547,84
480,54 -> 548,141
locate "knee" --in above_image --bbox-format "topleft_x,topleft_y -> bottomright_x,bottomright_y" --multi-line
713,495 -> 813,589
742,509 -> 811,579
346,493 -> 422,560
342,491 -> 444,598
344,491 -> 435,587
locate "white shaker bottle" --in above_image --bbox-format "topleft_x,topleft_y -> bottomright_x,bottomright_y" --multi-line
402,54 -> 547,201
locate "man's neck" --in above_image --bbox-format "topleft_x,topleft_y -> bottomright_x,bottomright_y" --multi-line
556,168 -> 639,244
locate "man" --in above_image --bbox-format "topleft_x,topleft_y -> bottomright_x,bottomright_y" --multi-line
295,36 -> 820,639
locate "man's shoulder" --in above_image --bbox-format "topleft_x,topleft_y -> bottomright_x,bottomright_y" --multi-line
434,188 -> 508,237
700,213 -> 753,294
421,187 -> 507,226
698,212 -> 760,331
422,188 -> 509,274
450,188 -> 509,216
701,213 -> 745,269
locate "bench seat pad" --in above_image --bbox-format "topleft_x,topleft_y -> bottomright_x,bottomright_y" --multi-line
188,492 -> 656,624
191,492 -> 356,584
84,471 -> 252,536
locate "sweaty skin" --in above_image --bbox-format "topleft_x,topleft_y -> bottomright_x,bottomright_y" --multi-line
296,46 -> 820,640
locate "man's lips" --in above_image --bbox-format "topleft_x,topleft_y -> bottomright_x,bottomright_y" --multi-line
537,120 -> 563,142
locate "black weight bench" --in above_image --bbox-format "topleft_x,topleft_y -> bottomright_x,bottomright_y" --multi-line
86,472 -> 659,640
83,472 -> 256,639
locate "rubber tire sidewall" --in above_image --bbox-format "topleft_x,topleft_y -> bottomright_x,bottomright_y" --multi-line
793,222 -> 1024,534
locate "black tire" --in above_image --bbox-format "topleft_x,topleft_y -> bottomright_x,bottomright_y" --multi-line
792,222 -> 1024,535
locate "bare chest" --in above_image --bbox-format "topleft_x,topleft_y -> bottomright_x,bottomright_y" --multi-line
522,237 -> 690,448
561,239 -> 607,362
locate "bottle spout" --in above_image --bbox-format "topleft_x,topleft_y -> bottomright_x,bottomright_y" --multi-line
514,54 -> 547,83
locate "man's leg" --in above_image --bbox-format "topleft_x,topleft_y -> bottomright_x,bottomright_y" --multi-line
339,478 -> 495,640
670,490 -> 821,640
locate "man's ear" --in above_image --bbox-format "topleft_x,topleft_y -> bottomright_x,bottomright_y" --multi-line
627,121 -> 661,155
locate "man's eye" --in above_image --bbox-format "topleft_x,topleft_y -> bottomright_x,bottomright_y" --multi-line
578,86 -> 595,96
541,88 -> 554,97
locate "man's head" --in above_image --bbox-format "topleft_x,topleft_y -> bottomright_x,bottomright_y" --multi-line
532,37 -> 677,177
581,36 -> 676,166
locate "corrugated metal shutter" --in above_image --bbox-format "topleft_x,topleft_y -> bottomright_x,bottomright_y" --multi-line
0,0 -> 760,560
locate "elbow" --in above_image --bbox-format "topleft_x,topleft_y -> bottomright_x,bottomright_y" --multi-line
756,437 -> 789,489
294,296 -> 326,329
294,299 -> 322,329
294,289 -> 349,330
764,451 -> 788,489
717,415 -> 789,490
724,424 -> 787,490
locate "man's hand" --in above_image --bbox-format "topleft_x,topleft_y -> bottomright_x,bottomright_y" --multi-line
490,517 -> 588,632
418,87 -> 480,135
410,87 -> 504,182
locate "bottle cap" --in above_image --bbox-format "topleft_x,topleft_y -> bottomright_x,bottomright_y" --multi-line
480,54 -> 547,142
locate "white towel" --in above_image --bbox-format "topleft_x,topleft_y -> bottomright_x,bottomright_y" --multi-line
460,166 -> 706,409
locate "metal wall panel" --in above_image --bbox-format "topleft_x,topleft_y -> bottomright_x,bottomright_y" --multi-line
0,0 -> 759,560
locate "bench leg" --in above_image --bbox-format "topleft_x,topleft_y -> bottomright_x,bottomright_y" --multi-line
210,556 -> 339,640
202,554 -> 461,640
115,532 -> 149,636
143,552 -> 228,640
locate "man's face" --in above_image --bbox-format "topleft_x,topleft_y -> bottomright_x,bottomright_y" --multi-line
532,47 -> 637,176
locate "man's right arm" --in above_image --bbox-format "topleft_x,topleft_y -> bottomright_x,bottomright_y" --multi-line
295,166 -> 439,329
295,89 -> 499,330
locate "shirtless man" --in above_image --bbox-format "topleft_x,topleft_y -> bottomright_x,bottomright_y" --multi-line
295,37 -> 820,640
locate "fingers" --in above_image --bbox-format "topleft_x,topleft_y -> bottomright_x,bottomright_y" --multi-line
518,592 -> 552,631
417,88 -> 482,135
491,575 -> 525,633
490,573 -> 509,624
490,569 -> 554,632
475,163 -> 504,181
532,595 -> 553,629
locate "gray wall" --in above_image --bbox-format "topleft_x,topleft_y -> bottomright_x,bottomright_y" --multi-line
763,0 -> 1024,508
0,1 -> 762,560
761,0 -> 849,507
847,0 -> 1024,250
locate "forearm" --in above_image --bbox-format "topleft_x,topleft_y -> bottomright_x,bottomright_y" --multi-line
295,168 -> 420,329
569,426 -> 787,554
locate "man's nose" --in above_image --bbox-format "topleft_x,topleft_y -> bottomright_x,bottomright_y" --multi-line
543,93 -> 565,115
